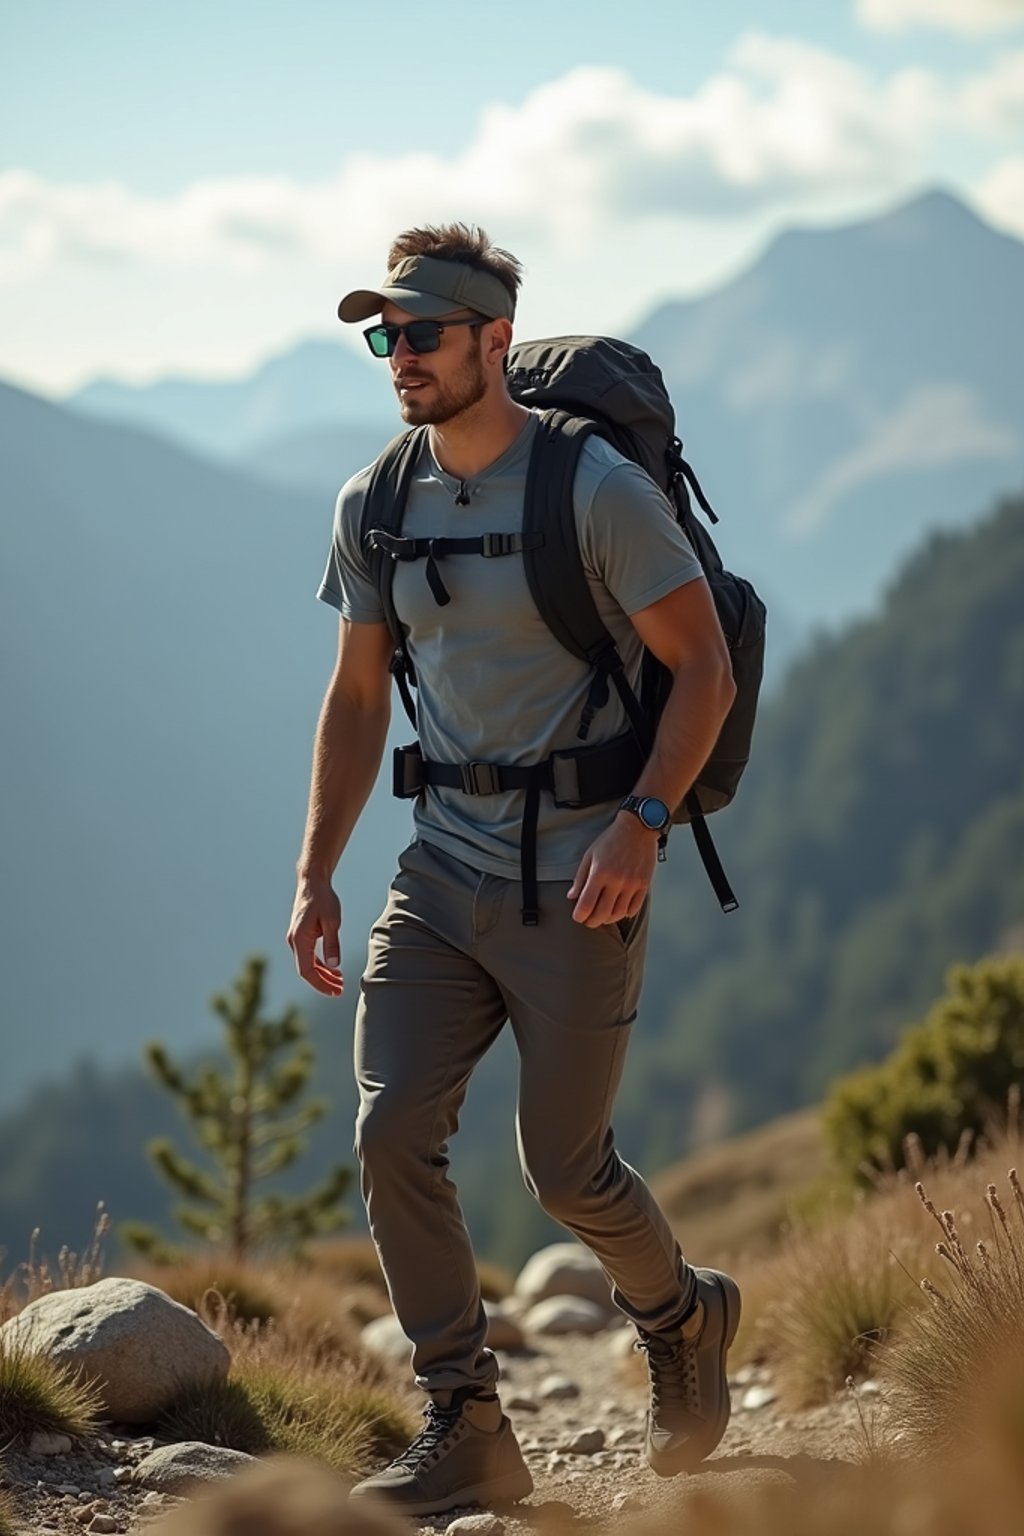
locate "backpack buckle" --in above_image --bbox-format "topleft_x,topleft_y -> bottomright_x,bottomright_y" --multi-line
460,761 -> 502,795
481,533 -> 515,558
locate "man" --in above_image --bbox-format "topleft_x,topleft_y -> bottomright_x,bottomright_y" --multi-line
287,224 -> 740,1516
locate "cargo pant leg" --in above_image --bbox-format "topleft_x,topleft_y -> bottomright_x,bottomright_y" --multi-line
354,841 -> 508,1396
482,884 -> 697,1333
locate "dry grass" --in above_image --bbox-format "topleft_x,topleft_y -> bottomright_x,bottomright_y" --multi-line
159,1320 -> 416,1477
881,1163 -> 1024,1462
0,1339 -> 103,1442
0,1205 -> 111,1322
0,1491 -> 16,1536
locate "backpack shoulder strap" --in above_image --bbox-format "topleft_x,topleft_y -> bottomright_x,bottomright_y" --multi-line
523,409 -> 650,746
360,425 -> 428,725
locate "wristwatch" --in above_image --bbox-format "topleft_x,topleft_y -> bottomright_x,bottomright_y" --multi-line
619,795 -> 672,833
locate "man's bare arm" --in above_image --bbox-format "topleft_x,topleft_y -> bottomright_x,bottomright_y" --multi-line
568,578 -> 735,927
287,617 -> 394,996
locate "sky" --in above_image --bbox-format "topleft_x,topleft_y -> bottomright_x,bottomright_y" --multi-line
3,0 -> 1024,394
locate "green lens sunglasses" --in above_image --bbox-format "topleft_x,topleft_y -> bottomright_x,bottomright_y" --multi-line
362,316 -> 486,358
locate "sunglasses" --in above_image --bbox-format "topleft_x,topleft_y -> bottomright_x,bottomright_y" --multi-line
362,316 -> 487,358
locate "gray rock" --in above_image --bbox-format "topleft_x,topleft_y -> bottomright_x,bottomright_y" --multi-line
740,1383 -> 778,1411
560,1427 -> 605,1455
87,1519 -> 118,1534
505,1394 -> 539,1413
29,1431 -> 73,1456
611,1492 -> 644,1513
539,1373 -> 580,1401
513,1243 -> 614,1312
133,1442 -> 257,1493
1,1278 -> 229,1424
444,1516 -> 505,1536
522,1295 -> 609,1336
483,1300 -> 525,1352
360,1313 -> 411,1363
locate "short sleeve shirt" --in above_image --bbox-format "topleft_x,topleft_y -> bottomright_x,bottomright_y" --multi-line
317,412 -> 703,880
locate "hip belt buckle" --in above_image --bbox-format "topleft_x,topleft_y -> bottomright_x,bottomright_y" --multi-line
460,760 -> 502,795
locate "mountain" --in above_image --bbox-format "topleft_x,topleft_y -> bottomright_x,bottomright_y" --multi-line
1,483 -> 1020,1267
634,189 -> 1024,626
0,381 -> 412,1112
64,190 -> 1021,640
69,338 -> 390,458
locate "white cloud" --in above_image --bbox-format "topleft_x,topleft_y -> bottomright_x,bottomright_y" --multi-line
0,39 -> 948,284
960,49 -> 1024,134
786,385 -> 1019,535
857,0 -> 1024,34
975,154 -> 1024,234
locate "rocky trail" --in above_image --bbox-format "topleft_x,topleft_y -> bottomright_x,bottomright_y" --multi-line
1,1327 -> 873,1536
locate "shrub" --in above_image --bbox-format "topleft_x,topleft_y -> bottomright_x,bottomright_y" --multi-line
0,1341 -> 103,1442
823,957 -> 1024,1182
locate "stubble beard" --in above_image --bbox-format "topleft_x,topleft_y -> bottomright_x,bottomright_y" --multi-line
395,342 -> 487,427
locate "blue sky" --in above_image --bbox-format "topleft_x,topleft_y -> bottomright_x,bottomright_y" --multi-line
4,0 -> 1023,391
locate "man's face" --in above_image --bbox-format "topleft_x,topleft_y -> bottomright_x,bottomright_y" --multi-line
381,302 -> 488,426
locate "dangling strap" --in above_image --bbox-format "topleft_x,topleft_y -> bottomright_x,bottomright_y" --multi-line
683,790 -> 738,912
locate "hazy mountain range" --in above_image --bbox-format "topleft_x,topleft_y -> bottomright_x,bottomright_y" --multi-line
67,190 -> 1024,638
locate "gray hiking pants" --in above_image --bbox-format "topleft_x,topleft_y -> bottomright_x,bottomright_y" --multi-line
353,838 -> 696,1397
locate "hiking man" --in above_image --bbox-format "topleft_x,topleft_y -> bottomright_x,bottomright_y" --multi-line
287,224 -> 741,1515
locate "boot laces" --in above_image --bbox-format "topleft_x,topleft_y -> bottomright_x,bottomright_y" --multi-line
636,1330 -> 700,1415
389,1400 -> 462,1472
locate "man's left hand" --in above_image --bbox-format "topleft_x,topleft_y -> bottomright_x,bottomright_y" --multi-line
567,815 -> 658,928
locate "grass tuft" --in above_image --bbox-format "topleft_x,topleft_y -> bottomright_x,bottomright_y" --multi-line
882,1166 -> 1024,1462
0,1490 -> 16,1536
0,1340 -> 103,1442
1,1205 -> 111,1323
159,1323 -> 416,1477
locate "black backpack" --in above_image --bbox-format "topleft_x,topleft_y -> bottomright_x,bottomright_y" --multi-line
360,336 -> 766,923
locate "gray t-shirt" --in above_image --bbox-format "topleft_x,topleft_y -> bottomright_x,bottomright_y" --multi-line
317,411 -> 703,880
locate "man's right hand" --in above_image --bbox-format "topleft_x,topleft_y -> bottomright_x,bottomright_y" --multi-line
286,876 -> 344,997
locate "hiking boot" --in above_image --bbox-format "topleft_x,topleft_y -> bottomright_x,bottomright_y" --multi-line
637,1267 -> 741,1476
349,1386 -> 533,1515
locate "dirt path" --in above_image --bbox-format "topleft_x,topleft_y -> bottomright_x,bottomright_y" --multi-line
1,1331 -> 871,1535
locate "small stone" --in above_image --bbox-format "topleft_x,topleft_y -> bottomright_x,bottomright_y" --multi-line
732,1364 -> 757,1386
611,1492 -> 644,1513
29,1431 -> 73,1456
539,1374 -> 580,1402
87,1519 -> 118,1534
114,1465 -> 134,1482
560,1427 -> 605,1455
444,1516 -> 505,1536
858,1379 -> 882,1397
522,1296 -> 609,1336
505,1393 -> 539,1413
40,1521 -> 60,1531
94,1467 -> 119,1487
547,1453 -> 571,1473
58,1484 -> 82,1496
740,1383 -> 778,1411
141,1492 -> 166,1505
608,1425 -> 642,1447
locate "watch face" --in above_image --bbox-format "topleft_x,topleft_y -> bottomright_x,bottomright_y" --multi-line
639,797 -> 670,831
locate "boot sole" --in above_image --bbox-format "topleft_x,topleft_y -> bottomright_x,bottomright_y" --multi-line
351,1463 -> 534,1516
647,1268 -> 742,1477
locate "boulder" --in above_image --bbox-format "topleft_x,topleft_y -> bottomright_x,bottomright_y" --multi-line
133,1442 -> 257,1493
513,1243 -> 614,1313
360,1313 -> 411,1364
483,1300 -> 525,1352
0,1277 -> 229,1423
522,1295 -> 609,1336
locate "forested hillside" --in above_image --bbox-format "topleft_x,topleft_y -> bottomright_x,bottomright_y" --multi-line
2,492 -> 1021,1266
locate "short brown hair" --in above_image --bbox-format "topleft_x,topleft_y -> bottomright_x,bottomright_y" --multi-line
387,223 -> 524,316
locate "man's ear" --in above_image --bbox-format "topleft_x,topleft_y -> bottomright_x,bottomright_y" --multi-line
487,318 -> 514,368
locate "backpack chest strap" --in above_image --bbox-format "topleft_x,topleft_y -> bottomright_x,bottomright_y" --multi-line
367,528 -> 545,606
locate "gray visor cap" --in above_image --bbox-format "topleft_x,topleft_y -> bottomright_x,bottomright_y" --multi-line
338,254 -> 515,323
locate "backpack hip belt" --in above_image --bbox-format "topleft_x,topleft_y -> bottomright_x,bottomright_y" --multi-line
392,731 -> 645,925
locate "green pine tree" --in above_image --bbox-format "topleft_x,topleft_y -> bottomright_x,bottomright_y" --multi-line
124,955 -> 351,1261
